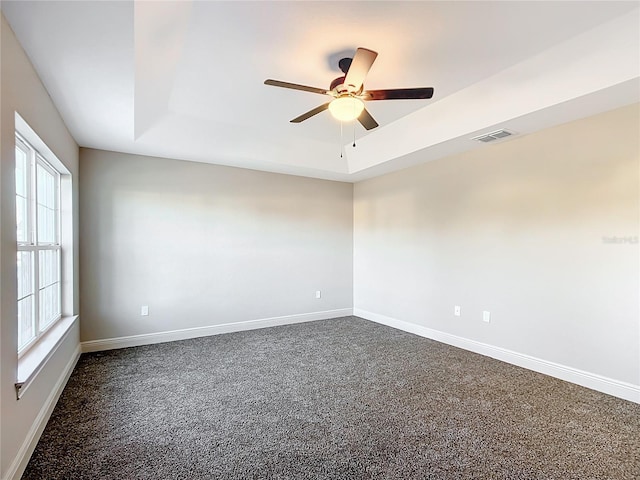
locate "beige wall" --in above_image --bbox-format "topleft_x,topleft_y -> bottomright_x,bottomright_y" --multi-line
79,149 -> 353,342
1,14 -> 80,479
354,104 -> 639,386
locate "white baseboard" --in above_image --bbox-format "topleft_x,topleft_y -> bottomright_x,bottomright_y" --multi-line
5,344 -> 81,480
82,308 -> 353,353
354,308 -> 640,404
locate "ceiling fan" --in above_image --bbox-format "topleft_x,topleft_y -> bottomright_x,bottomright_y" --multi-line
264,47 -> 434,130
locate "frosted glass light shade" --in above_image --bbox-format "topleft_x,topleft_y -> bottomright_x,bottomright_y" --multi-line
328,96 -> 365,122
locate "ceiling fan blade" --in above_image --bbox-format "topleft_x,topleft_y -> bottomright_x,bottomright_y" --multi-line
290,103 -> 331,123
363,87 -> 434,101
264,79 -> 329,95
358,108 -> 379,130
344,48 -> 378,92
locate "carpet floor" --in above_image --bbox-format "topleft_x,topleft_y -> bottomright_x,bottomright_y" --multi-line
23,316 -> 639,479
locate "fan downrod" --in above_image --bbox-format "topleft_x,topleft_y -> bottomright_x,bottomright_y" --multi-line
338,57 -> 352,74
330,57 -> 353,92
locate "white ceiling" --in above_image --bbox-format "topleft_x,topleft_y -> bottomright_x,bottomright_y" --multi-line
2,1 -> 639,182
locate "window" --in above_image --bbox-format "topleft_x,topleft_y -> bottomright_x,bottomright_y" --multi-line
15,134 -> 62,354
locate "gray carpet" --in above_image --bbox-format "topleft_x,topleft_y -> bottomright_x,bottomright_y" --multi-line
23,316 -> 639,479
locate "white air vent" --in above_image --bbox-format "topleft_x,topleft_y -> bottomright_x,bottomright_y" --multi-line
471,129 -> 517,143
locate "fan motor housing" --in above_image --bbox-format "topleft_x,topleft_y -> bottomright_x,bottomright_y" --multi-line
330,76 -> 363,95
330,76 -> 346,91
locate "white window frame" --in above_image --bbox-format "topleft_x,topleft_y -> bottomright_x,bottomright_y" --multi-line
16,132 -> 62,357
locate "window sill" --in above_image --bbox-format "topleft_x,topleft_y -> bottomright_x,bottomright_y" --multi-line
15,315 -> 78,399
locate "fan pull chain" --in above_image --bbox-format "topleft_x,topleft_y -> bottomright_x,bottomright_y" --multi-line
340,121 -> 343,158
352,102 -> 357,148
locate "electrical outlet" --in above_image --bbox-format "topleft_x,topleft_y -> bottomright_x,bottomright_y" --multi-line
483,311 -> 491,323
454,306 -> 461,316
315,290 -> 321,299
141,305 -> 149,316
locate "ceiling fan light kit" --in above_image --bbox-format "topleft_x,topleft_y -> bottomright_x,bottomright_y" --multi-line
328,96 -> 365,122
264,47 -> 434,130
